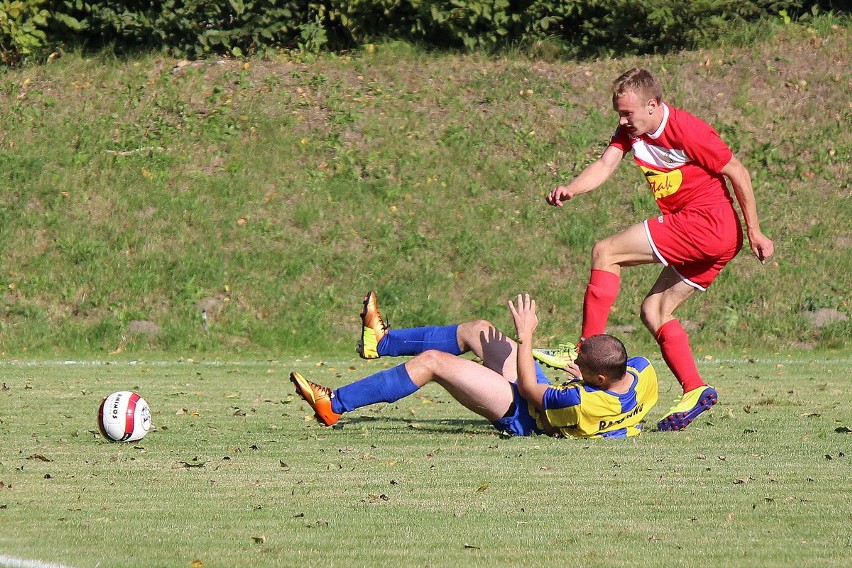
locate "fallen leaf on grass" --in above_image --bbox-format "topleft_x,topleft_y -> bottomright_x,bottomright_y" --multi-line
174,459 -> 206,469
189,560 -> 203,568
363,493 -> 389,503
305,520 -> 329,528
28,454 -> 52,462
464,544 -> 480,550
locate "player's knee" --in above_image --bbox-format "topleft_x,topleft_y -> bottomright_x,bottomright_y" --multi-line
459,319 -> 492,347
419,349 -> 451,366
459,320 -> 494,337
467,319 -> 492,334
591,239 -> 613,267
412,349 -> 449,379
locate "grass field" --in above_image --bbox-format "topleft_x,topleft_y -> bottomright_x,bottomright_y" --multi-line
0,353 -> 849,567
0,12 -> 849,568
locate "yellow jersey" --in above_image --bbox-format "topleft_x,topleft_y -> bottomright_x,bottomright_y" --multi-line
532,356 -> 659,438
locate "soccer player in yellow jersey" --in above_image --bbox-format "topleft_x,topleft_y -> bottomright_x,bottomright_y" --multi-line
292,291 -> 658,439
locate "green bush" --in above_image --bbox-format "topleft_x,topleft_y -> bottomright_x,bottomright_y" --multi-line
315,0 -> 811,54
52,0 -> 310,57
2,0 -> 836,63
566,0 -> 805,56
0,0 -> 51,64
11,0 -> 816,62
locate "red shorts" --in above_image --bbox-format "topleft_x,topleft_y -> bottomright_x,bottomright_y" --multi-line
643,205 -> 743,290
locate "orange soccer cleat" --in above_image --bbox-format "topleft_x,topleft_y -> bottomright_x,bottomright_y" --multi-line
357,291 -> 389,359
290,372 -> 341,426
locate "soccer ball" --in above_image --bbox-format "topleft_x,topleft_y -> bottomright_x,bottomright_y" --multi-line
98,391 -> 152,442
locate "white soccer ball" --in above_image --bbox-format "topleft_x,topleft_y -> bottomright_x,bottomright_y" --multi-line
98,391 -> 152,442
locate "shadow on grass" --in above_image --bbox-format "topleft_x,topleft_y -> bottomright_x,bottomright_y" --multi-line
338,415 -> 500,436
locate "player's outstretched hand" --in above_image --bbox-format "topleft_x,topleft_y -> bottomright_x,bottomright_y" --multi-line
508,293 -> 538,343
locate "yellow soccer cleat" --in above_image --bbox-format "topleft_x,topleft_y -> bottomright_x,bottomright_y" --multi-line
357,291 -> 389,359
290,372 -> 341,426
657,385 -> 718,431
532,342 -> 577,370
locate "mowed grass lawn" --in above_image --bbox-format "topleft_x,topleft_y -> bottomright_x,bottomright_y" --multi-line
0,353 -> 849,568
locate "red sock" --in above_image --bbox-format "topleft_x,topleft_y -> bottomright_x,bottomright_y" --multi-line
655,319 -> 705,393
581,269 -> 620,339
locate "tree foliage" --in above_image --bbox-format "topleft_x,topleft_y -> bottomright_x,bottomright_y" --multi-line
0,0 -> 51,64
1,0 -> 844,64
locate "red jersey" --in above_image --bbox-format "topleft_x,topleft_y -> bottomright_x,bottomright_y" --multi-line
610,103 -> 734,214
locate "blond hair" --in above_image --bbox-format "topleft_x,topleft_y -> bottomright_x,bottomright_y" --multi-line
612,68 -> 663,105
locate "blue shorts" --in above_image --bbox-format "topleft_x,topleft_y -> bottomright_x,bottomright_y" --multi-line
491,362 -> 550,437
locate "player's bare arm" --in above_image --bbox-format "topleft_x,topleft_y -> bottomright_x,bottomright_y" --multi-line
508,293 -> 549,409
546,145 -> 624,206
720,156 -> 775,263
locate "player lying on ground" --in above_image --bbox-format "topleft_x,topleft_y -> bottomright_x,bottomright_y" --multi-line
291,291 -> 658,438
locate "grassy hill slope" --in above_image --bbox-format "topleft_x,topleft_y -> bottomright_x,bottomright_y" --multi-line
0,19 -> 848,358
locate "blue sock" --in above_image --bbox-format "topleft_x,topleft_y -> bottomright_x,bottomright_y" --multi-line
332,364 -> 419,414
379,324 -> 462,357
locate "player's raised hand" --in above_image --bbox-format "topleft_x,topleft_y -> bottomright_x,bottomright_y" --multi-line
546,185 -> 573,207
508,293 -> 538,343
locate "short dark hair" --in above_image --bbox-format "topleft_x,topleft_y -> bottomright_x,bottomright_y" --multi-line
612,68 -> 663,105
579,334 -> 627,381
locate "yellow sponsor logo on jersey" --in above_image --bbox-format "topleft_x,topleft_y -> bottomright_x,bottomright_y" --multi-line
641,165 -> 683,199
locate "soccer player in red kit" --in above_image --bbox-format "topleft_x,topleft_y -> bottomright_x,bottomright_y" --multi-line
544,68 -> 774,431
